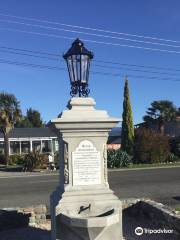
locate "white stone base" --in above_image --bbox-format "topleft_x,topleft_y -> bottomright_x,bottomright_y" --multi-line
51,187 -> 123,240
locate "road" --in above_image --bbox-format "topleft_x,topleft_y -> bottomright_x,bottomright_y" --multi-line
0,167 -> 180,209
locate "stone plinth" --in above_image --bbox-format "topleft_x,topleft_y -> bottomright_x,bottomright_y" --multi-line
50,97 -> 122,240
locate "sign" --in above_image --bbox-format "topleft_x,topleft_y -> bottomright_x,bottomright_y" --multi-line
72,140 -> 101,186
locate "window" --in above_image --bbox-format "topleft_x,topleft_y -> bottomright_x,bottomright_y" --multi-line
42,140 -> 52,153
0,142 -> 4,154
32,141 -> 41,152
10,141 -> 20,154
52,139 -> 59,152
21,141 -> 30,154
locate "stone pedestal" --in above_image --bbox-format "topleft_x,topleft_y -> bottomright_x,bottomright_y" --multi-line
50,97 -> 122,240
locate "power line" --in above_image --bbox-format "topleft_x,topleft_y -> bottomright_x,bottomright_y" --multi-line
0,43 -> 180,77
0,13 -> 180,45
0,58 -> 64,70
0,57 -> 179,82
0,48 -> 179,77
0,44 -> 180,73
92,71 -> 180,82
2,27 -> 180,55
0,26 -> 75,42
1,44 -> 180,78
0,45 -> 60,57
0,48 -> 59,61
1,18 -> 180,49
94,60 -> 180,73
93,64 -> 180,77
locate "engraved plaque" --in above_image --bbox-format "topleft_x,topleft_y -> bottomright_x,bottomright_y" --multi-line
72,140 -> 101,186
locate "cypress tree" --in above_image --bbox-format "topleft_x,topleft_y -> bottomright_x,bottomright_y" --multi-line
121,78 -> 134,155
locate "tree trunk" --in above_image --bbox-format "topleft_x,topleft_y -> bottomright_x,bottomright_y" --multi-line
159,122 -> 165,135
4,133 -> 10,166
2,127 -> 11,166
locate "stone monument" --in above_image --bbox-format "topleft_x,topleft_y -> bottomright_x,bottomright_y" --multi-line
50,39 -> 123,240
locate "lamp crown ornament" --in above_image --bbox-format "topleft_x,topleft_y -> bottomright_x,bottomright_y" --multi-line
63,38 -> 94,97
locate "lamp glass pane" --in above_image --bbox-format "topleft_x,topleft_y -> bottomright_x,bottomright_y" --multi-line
72,55 -> 78,82
75,55 -> 81,82
81,55 -> 88,83
66,53 -> 91,85
67,58 -> 75,83
86,58 -> 90,83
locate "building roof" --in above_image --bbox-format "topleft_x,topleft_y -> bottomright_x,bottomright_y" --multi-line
0,128 -> 57,138
107,128 -> 121,144
0,127 -> 122,144
109,127 -> 121,137
107,136 -> 121,144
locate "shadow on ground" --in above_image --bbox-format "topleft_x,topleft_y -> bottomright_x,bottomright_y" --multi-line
0,165 -> 23,172
0,210 -> 30,231
0,209 -> 50,240
0,227 -> 50,240
173,196 -> 180,202
0,205 -> 179,240
123,204 -> 179,240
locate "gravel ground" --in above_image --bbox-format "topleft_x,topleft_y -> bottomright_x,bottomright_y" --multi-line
0,212 -> 179,240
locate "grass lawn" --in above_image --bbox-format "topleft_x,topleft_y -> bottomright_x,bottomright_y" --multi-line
128,162 -> 180,169
175,207 -> 180,212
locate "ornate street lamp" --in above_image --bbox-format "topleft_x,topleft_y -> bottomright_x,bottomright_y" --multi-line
63,38 -> 93,97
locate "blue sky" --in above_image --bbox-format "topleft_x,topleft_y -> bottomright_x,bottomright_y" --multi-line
0,0 -> 179,124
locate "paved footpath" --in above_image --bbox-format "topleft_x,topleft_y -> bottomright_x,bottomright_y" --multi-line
0,170 -> 58,178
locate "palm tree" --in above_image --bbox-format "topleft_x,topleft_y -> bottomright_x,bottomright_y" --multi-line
143,100 -> 178,135
0,92 -> 22,165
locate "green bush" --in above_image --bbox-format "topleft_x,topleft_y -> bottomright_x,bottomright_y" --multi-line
0,154 -> 6,164
54,152 -> 59,169
2,152 -> 58,170
7,152 -> 57,170
134,128 -> 170,164
170,136 -> 180,157
166,153 -> 180,163
107,149 -> 131,168
9,155 -> 26,165
23,151 -> 43,171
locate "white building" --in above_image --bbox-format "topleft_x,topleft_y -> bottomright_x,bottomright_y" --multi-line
0,128 -> 58,155
0,127 -> 121,155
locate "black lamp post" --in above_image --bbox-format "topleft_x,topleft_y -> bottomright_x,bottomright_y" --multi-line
63,38 -> 93,97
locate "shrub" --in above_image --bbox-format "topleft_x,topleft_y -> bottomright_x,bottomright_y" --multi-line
39,154 -> 48,169
134,128 -> 170,164
0,154 -> 6,164
107,149 -> 131,168
5,152 -> 57,170
166,153 -> 180,163
9,155 -> 26,165
107,149 -> 116,168
54,152 -> 59,169
23,151 -> 43,172
169,136 -> 180,157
